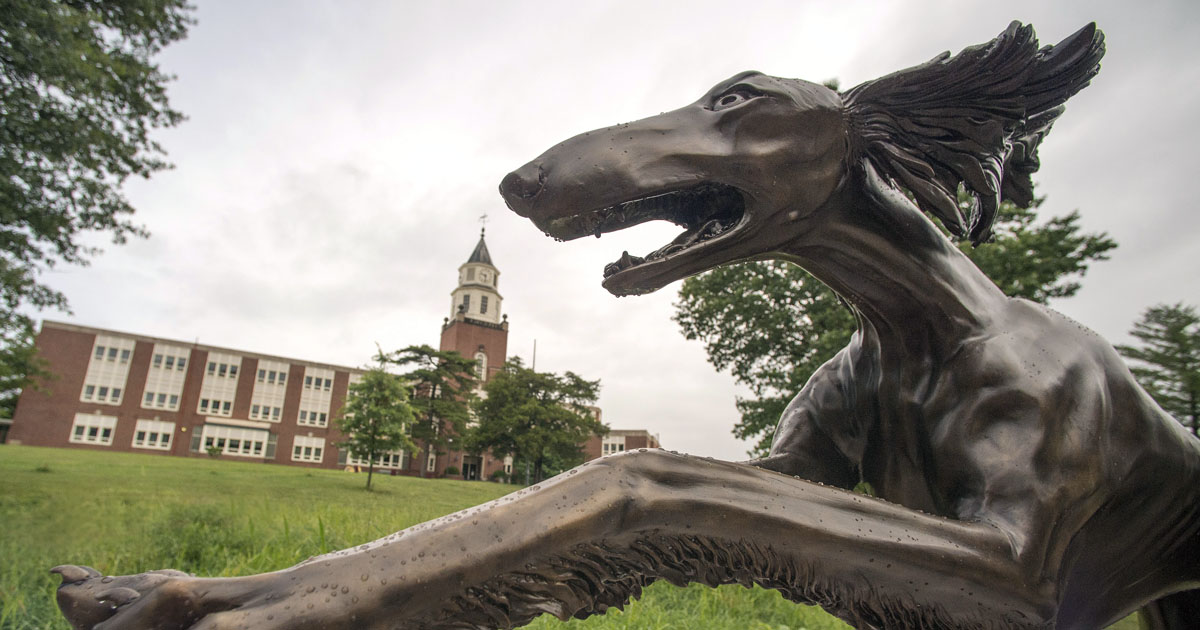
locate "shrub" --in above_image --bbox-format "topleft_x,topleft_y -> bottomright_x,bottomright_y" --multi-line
443,465 -> 460,476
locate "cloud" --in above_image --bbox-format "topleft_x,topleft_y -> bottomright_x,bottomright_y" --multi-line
40,0 -> 1200,460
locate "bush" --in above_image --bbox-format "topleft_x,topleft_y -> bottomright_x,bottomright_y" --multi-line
206,445 -> 221,458
443,465 -> 460,476
489,469 -> 508,483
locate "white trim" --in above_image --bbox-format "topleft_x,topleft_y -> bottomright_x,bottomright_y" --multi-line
70,413 -> 118,446
292,435 -> 326,463
204,417 -> 271,430
132,419 -> 175,450
201,424 -> 269,458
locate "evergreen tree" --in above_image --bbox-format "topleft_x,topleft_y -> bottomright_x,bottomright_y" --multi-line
378,345 -> 477,477
675,192 -> 1116,456
1117,304 -> 1200,435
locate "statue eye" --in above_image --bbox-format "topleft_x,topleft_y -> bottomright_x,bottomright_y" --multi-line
712,89 -> 759,111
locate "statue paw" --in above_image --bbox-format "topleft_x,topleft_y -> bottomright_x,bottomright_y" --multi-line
52,564 -> 226,630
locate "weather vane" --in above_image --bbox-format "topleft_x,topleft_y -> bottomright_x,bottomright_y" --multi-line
479,213 -> 489,236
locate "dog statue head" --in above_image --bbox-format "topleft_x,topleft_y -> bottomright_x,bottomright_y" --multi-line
500,22 -> 1103,297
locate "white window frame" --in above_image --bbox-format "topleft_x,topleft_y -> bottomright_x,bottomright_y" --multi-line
426,451 -> 437,472
347,450 -> 406,470
292,436 -> 326,463
81,336 -> 135,405
142,344 -> 190,412
250,360 -> 289,422
200,424 -> 268,458
132,419 -> 175,451
602,436 -> 627,456
197,352 -> 241,417
297,367 -> 334,427
70,413 -> 118,446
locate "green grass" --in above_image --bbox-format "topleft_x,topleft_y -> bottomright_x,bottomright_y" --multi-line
0,445 -> 1138,630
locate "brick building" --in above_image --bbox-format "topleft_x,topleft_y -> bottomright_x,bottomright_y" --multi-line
7,230 -> 658,476
7,319 -> 366,469
581,429 -> 662,461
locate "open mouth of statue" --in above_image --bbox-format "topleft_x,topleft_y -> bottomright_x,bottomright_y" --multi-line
544,183 -> 747,281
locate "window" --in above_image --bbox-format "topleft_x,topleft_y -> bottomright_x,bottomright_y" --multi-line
132,419 -> 174,450
602,436 -> 626,456
142,344 -> 190,412
198,353 -> 240,416
426,451 -> 437,472
292,436 -> 325,463
69,413 -> 118,446
297,410 -> 328,427
480,295 -> 488,314
82,336 -> 135,405
474,351 -> 487,381
461,294 -> 470,312
346,450 -> 406,469
200,424 -> 268,458
297,367 -> 334,427
250,361 -> 289,421
467,268 -> 476,281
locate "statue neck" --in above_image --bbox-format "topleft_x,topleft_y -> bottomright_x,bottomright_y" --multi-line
777,162 -> 1006,358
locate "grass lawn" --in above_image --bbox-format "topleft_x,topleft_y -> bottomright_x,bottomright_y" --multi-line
0,445 -> 1138,629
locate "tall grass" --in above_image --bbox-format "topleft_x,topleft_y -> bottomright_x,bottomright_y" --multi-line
0,446 -> 1137,630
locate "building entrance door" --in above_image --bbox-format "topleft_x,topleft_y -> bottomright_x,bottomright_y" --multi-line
462,456 -> 481,481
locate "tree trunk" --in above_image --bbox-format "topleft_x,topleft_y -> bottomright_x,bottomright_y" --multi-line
367,460 -> 375,490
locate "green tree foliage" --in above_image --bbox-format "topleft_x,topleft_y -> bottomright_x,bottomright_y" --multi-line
1117,303 -> 1200,435
378,345 -> 477,476
0,0 -> 193,402
675,193 -> 1117,456
0,318 -> 45,418
468,358 -> 604,484
335,368 -> 415,490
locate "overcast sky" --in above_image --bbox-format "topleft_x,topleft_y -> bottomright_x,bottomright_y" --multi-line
39,0 -> 1200,460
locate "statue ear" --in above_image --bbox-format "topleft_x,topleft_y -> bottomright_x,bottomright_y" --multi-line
843,22 -> 1104,245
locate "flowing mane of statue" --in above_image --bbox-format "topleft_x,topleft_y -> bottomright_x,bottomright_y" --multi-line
53,22 -> 1200,630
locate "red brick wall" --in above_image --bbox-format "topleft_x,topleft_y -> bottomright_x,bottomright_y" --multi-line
9,326 -> 95,447
10,322 -> 361,471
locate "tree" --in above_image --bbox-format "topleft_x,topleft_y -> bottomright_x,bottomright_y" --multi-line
378,345 -> 477,477
335,367 -> 415,490
1117,303 -> 1200,435
467,358 -> 605,484
675,192 -> 1117,456
0,318 -> 46,419
0,1 -> 193,402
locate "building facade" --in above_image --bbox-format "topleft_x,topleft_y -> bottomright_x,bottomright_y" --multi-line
7,230 -> 659,477
581,429 -> 662,461
7,320 -> 365,470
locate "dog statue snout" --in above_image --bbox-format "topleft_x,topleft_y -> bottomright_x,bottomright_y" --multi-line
499,163 -> 545,216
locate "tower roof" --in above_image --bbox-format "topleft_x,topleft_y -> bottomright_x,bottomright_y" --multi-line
467,229 -> 494,266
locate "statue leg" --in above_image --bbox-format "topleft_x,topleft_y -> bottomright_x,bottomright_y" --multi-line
54,450 -> 1056,630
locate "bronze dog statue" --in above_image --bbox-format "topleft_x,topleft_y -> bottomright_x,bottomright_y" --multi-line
54,22 -> 1199,630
